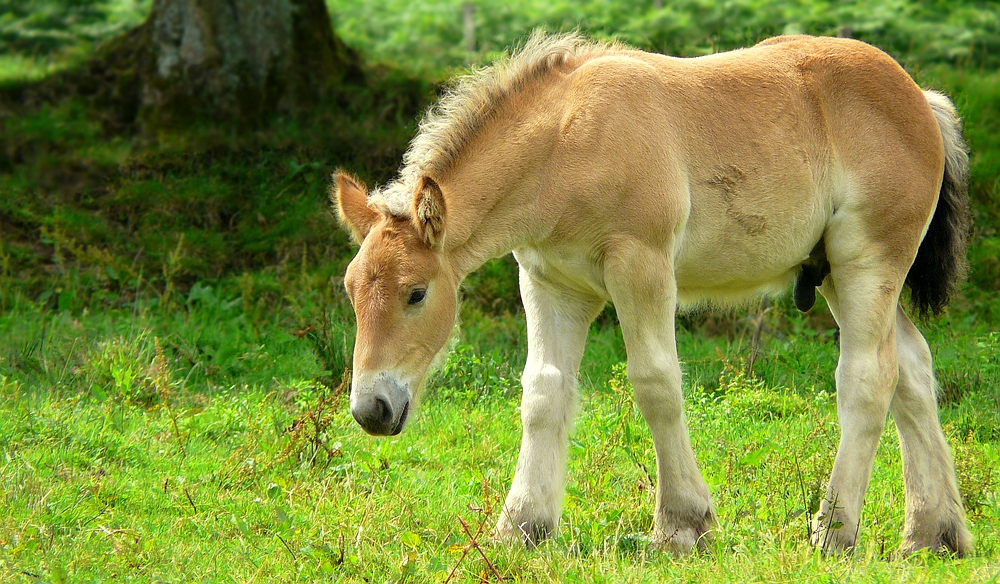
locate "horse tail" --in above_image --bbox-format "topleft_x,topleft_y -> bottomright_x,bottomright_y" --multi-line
905,90 -> 971,316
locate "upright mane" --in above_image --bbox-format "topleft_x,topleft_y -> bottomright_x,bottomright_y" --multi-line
369,31 -> 624,217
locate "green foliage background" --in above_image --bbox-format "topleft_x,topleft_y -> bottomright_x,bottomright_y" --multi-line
329,0 -> 1000,72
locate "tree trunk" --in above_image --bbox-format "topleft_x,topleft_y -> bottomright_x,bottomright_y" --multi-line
85,0 -> 361,130
462,3 -> 476,52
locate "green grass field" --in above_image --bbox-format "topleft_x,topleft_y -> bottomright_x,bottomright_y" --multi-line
2,289 -> 999,581
2,0 -> 999,581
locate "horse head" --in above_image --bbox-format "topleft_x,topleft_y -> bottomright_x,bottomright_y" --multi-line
334,172 -> 459,435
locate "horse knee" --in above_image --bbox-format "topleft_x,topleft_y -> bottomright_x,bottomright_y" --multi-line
521,365 -> 572,430
629,360 -> 683,422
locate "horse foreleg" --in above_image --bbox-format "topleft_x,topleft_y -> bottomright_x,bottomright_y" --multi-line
495,264 -> 602,547
605,243 -> 715,554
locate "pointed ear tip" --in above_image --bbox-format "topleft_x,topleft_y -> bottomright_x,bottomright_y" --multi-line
414,176 -> 446,213
334,170 -> 365,192
418,175 -> 441,192
412,177 -> 446,249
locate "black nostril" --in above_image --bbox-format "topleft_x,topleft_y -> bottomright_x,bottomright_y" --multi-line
374,396 -> 393,426
390,400 -> 410,436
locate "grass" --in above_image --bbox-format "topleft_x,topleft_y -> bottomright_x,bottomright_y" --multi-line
1,281 -> 999,581
0,0 -> 150,86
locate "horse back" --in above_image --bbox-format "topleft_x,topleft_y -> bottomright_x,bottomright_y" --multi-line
549,37 -> 941,305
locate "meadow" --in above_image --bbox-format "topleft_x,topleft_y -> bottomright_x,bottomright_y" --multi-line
1,1 -> 999,581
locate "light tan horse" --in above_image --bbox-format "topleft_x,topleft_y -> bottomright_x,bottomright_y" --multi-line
334,32 -> 972,556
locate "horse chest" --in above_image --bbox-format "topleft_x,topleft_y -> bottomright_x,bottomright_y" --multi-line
513,245 -> 609,300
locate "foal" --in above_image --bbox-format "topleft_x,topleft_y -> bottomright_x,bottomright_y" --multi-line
335,32 -> 972,556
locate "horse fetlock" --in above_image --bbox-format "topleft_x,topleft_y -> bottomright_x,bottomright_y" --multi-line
494,511 -> 555,549
811,506 -> 858,554
901,514 -> 973,557
653,500 -> 716,554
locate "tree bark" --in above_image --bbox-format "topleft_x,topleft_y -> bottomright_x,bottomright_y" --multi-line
463,3 -> 476,52
81,0 -> 362,130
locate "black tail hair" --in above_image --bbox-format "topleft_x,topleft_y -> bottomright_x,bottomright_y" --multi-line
905,91 -> 971,317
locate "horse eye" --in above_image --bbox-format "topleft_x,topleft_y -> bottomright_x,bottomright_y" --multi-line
408,288 -> 427,305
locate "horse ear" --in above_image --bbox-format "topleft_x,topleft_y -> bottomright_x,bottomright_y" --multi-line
333,171 -> 379,243
413,176 -> 447,248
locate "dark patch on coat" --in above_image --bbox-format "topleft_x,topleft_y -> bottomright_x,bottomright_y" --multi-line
708,165 -> 768,236
794,239 -> 830,312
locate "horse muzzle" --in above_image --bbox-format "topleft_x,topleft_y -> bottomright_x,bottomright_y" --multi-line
350,373 -> 411,436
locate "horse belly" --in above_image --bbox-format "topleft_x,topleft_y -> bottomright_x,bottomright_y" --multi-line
674,180 -> 829,307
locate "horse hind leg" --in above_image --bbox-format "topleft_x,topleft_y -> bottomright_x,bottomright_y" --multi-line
890,306 -> 973,556
811,264 -> 902,553
812,238 -> 973,554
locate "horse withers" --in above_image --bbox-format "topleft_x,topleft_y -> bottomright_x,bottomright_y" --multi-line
334,33 -> 972,556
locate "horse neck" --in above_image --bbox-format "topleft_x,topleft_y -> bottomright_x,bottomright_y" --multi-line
440,175 -> 537,278
440,154 -> 554,278
437,78 -> 567,278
